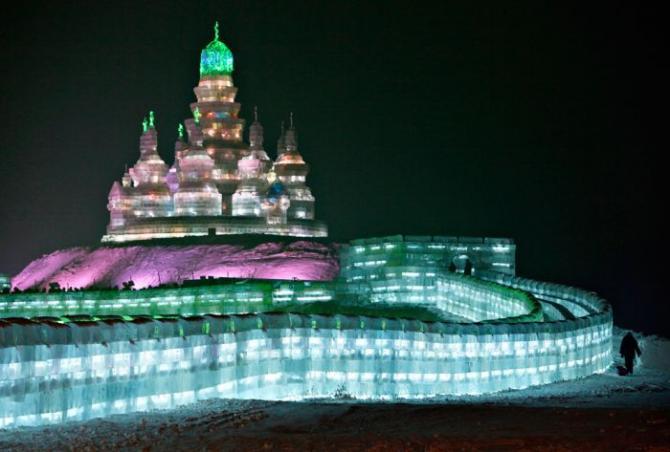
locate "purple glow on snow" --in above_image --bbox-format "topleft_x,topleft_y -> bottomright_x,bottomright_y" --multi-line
12,241 -> 339,290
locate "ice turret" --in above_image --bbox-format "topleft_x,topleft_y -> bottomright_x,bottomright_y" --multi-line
249,107 -> 264,150
248,107 -> 271,170
273,114 -> 315,219
232,108 -> 271,216
107,181 -> 132,228
166,124 -> 186,195
126,112 -> 172,218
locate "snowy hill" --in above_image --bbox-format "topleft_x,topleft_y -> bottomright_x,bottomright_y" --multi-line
11,241 -> 339,290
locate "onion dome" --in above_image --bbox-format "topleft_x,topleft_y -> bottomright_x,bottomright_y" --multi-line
200,21 -> 234,77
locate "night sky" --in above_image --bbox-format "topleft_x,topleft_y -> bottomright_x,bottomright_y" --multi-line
0,3 -> 664,335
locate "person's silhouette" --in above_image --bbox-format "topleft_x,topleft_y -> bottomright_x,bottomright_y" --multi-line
619,332 -> 642,375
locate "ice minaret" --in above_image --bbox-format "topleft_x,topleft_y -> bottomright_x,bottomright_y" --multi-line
273,113 -> 315,219
125,112 -> 172,218
232,107 -> 271,216
191,21 -> 248,214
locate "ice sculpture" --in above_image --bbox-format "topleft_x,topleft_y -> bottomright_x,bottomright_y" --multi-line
102,23 -> 327,242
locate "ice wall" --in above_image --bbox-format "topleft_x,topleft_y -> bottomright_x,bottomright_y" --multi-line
342,235 -> 517,277
0,277 -> 611,428
0,301 -> 611,428
0,236 -> 613,428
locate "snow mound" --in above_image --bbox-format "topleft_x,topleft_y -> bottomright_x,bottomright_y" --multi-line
12,242 -> 340,290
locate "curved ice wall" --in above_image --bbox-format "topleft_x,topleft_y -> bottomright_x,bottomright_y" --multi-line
0,236 -> 612,428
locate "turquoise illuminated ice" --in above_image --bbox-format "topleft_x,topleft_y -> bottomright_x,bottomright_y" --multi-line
0,236 -> 612,428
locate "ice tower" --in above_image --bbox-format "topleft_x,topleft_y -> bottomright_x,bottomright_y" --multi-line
274,114 -> 315,219
192,22 -> 247,214
107,113 -> 172,227
232,108 -> 273,216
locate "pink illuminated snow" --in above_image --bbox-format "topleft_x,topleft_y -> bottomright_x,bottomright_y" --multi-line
12,241 -> 339,290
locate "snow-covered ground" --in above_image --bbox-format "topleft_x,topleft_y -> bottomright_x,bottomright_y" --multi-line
1,327 -> 668,450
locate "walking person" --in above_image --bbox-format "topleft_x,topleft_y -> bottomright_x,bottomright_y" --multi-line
619,332 -> 642,375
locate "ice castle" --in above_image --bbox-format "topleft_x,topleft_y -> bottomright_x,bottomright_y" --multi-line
104,22 -> 326,243
0,24 -> 613,428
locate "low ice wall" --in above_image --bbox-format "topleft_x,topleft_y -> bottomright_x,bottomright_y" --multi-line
1,289 -> 611,427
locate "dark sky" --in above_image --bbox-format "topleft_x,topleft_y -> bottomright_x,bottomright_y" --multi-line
0,2 -> 665,335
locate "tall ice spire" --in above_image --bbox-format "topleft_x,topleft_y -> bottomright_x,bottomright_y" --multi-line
284,112 -> 298,152
276,121 -> 286,156
249,106 -> 264,150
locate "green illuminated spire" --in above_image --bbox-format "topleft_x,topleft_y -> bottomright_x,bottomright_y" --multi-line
200,21 -> 234,77
178,123 -> 185,140
193,107 -> 201,124
142,117 -> 149,133
148,111 -> 155,128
